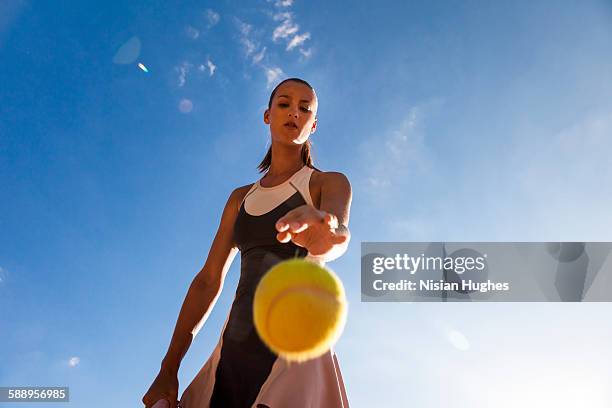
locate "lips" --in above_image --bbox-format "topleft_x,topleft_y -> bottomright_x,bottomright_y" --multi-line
284,121 -> 298,129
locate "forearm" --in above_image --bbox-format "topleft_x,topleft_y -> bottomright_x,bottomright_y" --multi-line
161,277 -> 222,373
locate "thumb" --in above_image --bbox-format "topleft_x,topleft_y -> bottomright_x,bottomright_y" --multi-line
333,233 -> 348,245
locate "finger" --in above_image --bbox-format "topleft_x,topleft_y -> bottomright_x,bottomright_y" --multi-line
278,217 -> 303,232
276,221 -> 290,232
289,221 -> 309,233
277,231 -> 290,243
276,231 -> 292,243
333,233 -> 348,245
276,207 -> 308,231
278,205 -> 326,231
287,230 -> 306,248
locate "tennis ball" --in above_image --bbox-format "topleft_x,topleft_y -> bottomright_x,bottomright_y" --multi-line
253,258 -> 348,363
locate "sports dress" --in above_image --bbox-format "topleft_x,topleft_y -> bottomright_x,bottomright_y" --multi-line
178,165 -> 349,408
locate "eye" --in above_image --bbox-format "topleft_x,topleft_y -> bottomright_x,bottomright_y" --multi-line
278,103 -> 289,107
300,107 -> 311,112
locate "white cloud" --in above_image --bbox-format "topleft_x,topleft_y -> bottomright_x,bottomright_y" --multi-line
179,98 -> 193,114
286,32 -> 310,51
174,61 -> 192,87
353,100 -> 447,241
235,18 -> 269,67
206,9 -> 220,28
0,266 -> 6,284
68,356 -> 80,367
236,11 -> 315,87
272,11 -> 292,22
272,14 -> 299,41
360,106 -> 432,192
253,47 -> 266,64
241,37 -> 257,57
230,3 -> 312,90
197,59 -> 216,76
271,11 -> 311,52
299,47 -> 312,59
237,19 -> 252,36
265,66 -> 284,88
364,177 -> 391,188
206,58 -> 216,76
185,25 -> 200,39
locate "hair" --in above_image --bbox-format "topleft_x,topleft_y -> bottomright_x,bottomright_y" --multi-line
257,77 -> 320,173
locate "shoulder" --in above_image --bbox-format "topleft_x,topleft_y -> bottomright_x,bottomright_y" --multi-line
312,170 -> 351,192
233,182 -> 256,197
228,183 -> 256,209
311,170 -> 352,197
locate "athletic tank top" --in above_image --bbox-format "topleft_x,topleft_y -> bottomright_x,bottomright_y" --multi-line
233,164 -> 325,265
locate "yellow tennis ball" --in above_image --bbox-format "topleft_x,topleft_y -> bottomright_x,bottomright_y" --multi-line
253,258 -> 348,363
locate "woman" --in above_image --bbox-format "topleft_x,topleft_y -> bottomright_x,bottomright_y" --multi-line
142,78 -> 352,408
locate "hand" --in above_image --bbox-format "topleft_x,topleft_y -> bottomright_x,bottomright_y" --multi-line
142,365 -> 179,408
275,205 -> 348,256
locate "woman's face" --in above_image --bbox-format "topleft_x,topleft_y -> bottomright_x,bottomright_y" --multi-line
264,81 -> 318,146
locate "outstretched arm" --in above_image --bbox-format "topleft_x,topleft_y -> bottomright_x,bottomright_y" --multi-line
275,172 -> 352,263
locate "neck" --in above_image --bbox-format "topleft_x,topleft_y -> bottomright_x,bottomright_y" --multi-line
267,143 -> 305,177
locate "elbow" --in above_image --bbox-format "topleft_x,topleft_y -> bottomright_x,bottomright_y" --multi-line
194,269 -> 222,293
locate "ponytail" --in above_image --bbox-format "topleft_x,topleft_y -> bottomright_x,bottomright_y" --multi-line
257,139 -> 320,173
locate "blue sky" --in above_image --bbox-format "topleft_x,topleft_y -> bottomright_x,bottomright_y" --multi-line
1,0 -> 612,407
